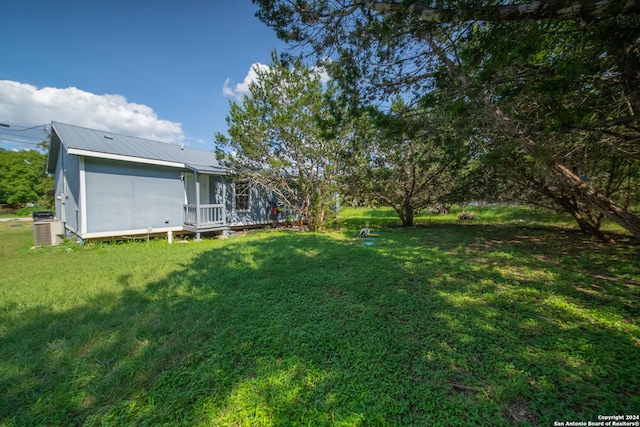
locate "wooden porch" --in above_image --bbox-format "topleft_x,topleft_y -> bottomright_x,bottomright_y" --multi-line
183,203 -> 228,233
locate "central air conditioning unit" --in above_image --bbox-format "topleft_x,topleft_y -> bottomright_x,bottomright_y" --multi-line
33,221 -> 65,246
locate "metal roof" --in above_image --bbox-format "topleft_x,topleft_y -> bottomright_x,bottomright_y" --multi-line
47,122 -> 227,174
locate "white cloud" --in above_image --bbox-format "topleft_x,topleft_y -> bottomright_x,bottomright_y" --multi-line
223,60 -> 332,102
222,78 -> 236,98
312,57 -> 333,84
223,63 -> 271,101
0,80 -> 185,143
312,66 -> 331,85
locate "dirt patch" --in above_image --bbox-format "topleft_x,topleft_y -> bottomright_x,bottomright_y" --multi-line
506,398 -> 537,424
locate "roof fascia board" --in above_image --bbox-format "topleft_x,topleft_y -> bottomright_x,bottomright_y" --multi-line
67,148 -> 185,169
185,164 -> 230,175
46,131 -> 61,174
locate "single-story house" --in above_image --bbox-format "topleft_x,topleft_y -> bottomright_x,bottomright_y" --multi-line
46,122 -> 276,241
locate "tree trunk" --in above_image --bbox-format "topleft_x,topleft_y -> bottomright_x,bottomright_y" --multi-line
430,39 -> 640,240
391,204 -> 414,227
547,162 -> 640,238
549,192 -> 616,243
512,121 -> 640,241
402,203 -> 414,227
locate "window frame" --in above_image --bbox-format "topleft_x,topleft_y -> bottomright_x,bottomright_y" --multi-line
233,180 -> 250,212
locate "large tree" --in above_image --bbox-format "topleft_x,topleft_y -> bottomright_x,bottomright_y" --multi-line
343,98 -> 468,226
215,52 -> 345,231
454,15 -> 640,240
253,0 -> 640,240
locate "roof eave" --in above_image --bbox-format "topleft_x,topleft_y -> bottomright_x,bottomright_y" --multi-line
185,164 -> 230,174
67,148 -> 186,169
46,128 -> 61,174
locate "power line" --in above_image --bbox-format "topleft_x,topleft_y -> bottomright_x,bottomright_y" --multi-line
0,123 -> 49,148
1,123 -> 49,132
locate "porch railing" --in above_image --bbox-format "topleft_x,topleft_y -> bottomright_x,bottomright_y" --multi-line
183,204 -> 225,228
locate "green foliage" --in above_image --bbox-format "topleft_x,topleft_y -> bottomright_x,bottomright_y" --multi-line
458,16 -> 640,236
252,0 -> 640,239
1,209 -> 638,425
343,98 -> 471,226
0,147 -> 53,207
216,51 -> 345,231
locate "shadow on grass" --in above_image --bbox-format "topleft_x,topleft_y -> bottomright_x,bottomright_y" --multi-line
1,228 -> 639,425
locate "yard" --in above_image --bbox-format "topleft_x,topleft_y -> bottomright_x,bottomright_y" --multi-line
1,207 -> 639,426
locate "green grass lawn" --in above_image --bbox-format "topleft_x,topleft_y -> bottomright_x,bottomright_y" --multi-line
1,207 -> 638,426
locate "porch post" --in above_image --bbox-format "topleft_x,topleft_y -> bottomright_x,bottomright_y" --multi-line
222,177 -> 227,225
195,172 -> 201,235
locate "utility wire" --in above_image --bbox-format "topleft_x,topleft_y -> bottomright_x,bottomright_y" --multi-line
0,123 -> 49,147
1,123 -> 49,132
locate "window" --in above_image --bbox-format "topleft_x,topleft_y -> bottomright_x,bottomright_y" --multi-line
234,180 -> 250,211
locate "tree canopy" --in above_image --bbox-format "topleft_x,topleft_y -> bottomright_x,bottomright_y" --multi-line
343,97 -> 469,226
215,52 -> 345,231
253,0 -> 640,240
0,146 -> 53,207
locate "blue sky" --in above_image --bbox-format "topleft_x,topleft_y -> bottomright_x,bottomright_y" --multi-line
0,0 -> 286,151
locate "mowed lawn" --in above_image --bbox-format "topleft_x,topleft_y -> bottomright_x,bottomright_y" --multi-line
1,208 -> 639,426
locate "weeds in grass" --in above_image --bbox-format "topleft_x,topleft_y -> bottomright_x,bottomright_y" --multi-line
0,208 -> 638,426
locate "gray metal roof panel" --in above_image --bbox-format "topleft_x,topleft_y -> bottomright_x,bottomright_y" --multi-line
51,122 -> 226,173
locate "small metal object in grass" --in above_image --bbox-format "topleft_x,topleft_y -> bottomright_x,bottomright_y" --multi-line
358,221 -> 380,237
359,221 -> 380,243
